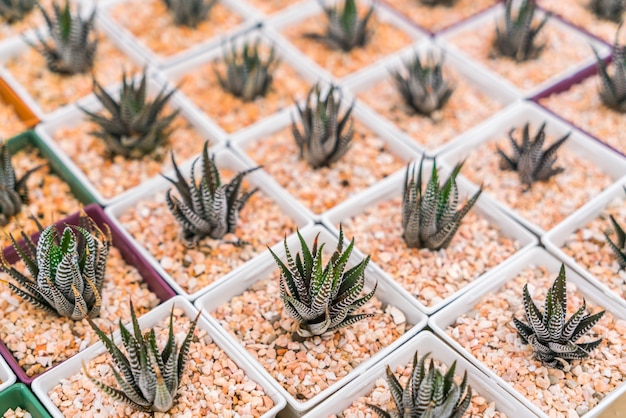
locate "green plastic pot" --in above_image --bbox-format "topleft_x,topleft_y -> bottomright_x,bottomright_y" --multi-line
0,383 -> 51,418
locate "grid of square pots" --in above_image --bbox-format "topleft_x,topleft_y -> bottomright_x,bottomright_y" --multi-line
0,0 -> 626,416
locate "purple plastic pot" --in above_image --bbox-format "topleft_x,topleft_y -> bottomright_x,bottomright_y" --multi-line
0,203 -> 176,385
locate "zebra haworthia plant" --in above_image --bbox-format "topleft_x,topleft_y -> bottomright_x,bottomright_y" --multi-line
605,207 -> 626,270
80,69 -> 179,159
589,0 -> 624,22
368,352 -> 472,418
0,140 -> 44,226
593,25 -> 626,113
419,0 -> 458,6
402,157 -> 482,251
306,0 -> 374,52
0,210 -> 111,320
497,122 -> 569,190
0,0 -> 36,24
164,142 -> 260,246
493,0 -> 550,62
292,83 -> 355,169
25,0 -> 98,75
513,264 -> 605,369
162,0 -> 216,28
83,301 -> 200,412
269,226 -> 376,338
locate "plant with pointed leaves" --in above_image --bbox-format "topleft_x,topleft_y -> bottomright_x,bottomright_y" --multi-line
0,210 -> 111,320
0,141 -> 44,226
513,264 -> 605,369
292,83 -> 355,169
269,226 -> 376,338
0,0 -> 35,24
163,142 -> 260,246
593,26 -> 626,113
392,51 -> 455,117
214,37 -> 280,102
419,0 -> 458,7
79,69 -> 179,159
162,0 -> 216,28
305,0 -> 374,52
497,122 -> 569,190
367,352 -> 472,418
589,0 -> 624,22
402,157 -> 482,251
493,0 -> 550,62
605,208 -> 626,270
83,301 -> 200,413
25,0 -> 98,75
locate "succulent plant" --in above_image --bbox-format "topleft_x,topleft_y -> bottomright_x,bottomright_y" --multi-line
269,226 -> 376,338
605,212 -> 626,270
163,142 -> 260,246
402,157 -> 482,251
25,0 -> 98,75
493,0 -> 550,62
589,0 -> 624,22
305,0 -> 374,52
593,26 -> 626,113
513,264 -> 605,369
214,37 -> 280,102
419,0 -> 458,6
0,210 -> 111,320
497,122 -> 570,190
0,141 -> 45,226
292,83 -> 355,169
162,0 -> 216,28
368,352 -> 472,418
392,51 -> 455,117
83,301 -> 200,413
0,0 -> 36,24
79,70 -> 179,159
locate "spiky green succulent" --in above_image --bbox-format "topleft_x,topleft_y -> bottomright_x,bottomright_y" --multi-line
214,37 -> 280,102
368,352 -> 472,418
163,142 -> 260,246
402,157 -> 482,251
269,226 -> 376,338
83,301 -> 200,413
497,122 -> 569,190
589,0 -> 624,22
79,70 -> 179,159
392,51 -> 455,117
305,0 -> 374,52
513,264 -> 605,369
593,26 -> 626,113
605,211 -> 626,270
0,141 -> 44,226
0,0 -> 36,24
162,0 -> 216,28
292,83 -> 355,169
0,210 -> 111,320
419,0 -> 458,7
25,0 -> 98,75
493,0 -> 550,62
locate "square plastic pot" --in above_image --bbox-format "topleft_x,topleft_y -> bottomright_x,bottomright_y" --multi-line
0,383 -> 51,418
0,74 -> 39,131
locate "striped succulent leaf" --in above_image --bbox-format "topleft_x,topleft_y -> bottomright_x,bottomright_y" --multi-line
497,122 -> 569,189
80,69 -> 179,159
589,0 -> 624,22
368,352 -> 472,418
0,0 -> 35,23
214,36 -> 280,102
593,25 -> 626,113
163,141 -> 260,246
402,156 -> 482,250
0,141 -> 44,226
83,301 -> 200,413
162,0 -> 216,28
269,226 -> 376,338
0,210 -> 111,320
513,264 -> 605,369
292,83 -> 355,169
392,50 -> 455,117
493,0 -> 550,62
25,0 -> 98,75
305,0 -> 374,52
605,210 -> 626,270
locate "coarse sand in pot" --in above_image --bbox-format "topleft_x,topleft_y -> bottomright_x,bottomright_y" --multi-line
245,0 -> 300,14
446,265 -> 626,417
2,407 -> 31,418
0,247 -> 160,378
212,271 -> 412,402
0,102 -> 27,139
107,0 -> 243,60
339,197 -> 520,308
244,123 -> 405,215
49,308 -> 275,417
